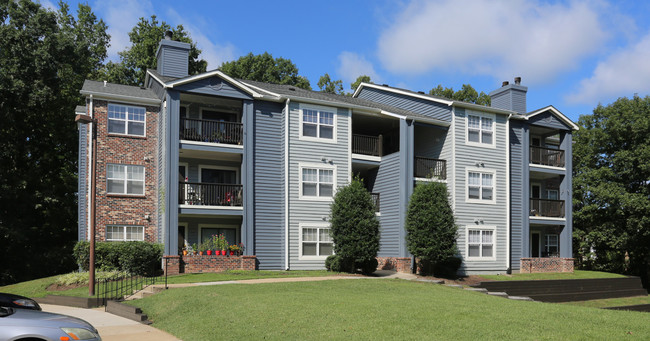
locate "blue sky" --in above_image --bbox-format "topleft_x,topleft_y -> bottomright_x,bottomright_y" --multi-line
46,0 -> 650,122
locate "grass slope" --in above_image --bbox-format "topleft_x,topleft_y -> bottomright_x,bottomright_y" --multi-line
480,270 -> 625,281
127,279 -> 650,340
563,295 -> 650,308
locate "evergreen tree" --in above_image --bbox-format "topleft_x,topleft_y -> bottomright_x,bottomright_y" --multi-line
220,52 -> 311,90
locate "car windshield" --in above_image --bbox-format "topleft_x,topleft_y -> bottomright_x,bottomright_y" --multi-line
0,306 -> 15,317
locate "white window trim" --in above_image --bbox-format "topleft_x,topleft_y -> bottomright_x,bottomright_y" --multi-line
544,234 -> 559,255
299,223 -> 334,260
298,162 -> 337,201
107,164 -> 145,196
546,189 -> 559,200
107,103 -> 147,137
465,111 -> 495,148
106,225 -> 145,241
465,226 -> 497,261
198,223 -> 241,245
198,164 -> 240,184
298,103 -> 337,143
465,167 -> 496,204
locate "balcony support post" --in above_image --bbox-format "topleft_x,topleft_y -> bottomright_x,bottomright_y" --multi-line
242,100 -> 255,256
165,90 -> 180,257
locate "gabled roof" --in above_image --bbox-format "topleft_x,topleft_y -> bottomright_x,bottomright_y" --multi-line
353,82 -> 520,117
527,105 -> 579,131
80,80 -> 160,105
146,69 -> 265,98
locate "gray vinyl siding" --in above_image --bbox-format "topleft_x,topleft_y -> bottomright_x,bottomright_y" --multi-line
357,87 -> 452,121
288,102 -> 350,270
149,79 -> 166,100
157,97 -> 167,243
175,76 -> 252,100
157,43 -> 189,78
253,100 -> 285,269
509,121 -> 526,270
78,124 -> 88,241
453,107 -> 509,273
528,111 -> 572,130
374,153 -> 401,257
490,86 -> 527,114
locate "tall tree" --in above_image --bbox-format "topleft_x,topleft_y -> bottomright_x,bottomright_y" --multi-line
220,52 -> 311,90
317,73 -> 344,95
98,15 -> 207,86
350,75 -> 371,92
573,95 -> 650,287
429,84 -> 491,106
0,0 -> 109,285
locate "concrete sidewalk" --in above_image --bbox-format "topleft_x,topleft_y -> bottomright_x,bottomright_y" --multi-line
40,304 -> 180,341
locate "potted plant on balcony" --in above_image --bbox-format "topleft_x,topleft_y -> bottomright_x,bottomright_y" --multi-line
229,244 -> 241,256
191,243 -> 199,255
199,242 -> 207,256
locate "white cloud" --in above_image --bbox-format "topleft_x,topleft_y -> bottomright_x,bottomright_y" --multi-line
165,8 -> 237,69
93,0 -> 153,61
567,33 -> 650,105
337,52 -> 382,84
377,0 -> 609,84
39,0 -> 56,10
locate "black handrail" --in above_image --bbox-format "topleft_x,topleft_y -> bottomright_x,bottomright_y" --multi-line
530,198 -> 565,218
530,146 -> 565,167
94,258 -> 167,307
414,157 -> 446,179
179,182 -> 243,206
353,134 -> 383,156
180,118 -> 243,145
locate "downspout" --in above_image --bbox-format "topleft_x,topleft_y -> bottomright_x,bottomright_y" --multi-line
88,94 -> 96,295
86,97 -> 93,239
284,98 -> 290,270
506,113 -> 511,274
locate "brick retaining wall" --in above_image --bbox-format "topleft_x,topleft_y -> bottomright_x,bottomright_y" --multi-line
164,255 -> 256,275
376,257 -> 411,273
520,257 -> 574,273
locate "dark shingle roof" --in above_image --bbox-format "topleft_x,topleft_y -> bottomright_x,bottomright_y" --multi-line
81,80 -> 159,101
147,69 -> 179,83
240,80 -> 442,122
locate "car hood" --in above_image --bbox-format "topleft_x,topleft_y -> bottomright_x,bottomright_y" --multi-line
1,308 -> 96,330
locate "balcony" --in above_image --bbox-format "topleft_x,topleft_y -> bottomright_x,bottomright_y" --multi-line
370,192 -> 380,213
180,118 -> 243,145
179,182 -> 242,207
530,146 -> 564,167
530,199 -> 564,218
352,134 -> 383,157
414,156 -> 446,180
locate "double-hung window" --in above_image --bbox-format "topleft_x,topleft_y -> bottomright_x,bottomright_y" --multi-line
107,164 -> 145,195
301,107 -> 334,140
108,104 -> 146,136
467,170 -> 494,202
544,234 -> 559,257
106,225 -> 144,241
301,167 -> 334,198
467,228 -> 495,259
467,114 -> 494,145
301,226 -> 333,258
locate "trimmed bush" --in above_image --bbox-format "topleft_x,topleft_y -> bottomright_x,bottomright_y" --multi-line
329,177 -> 380,274
433,257 -> 462,278
73,241 -> 163,276
406,181 -> 458,275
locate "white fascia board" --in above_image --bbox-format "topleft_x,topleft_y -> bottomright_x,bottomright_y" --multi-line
527,105 -> 580,131
161,70 -> 264,98
409,115 -> 451,127
240,82 -> 284,101
354,82 -> 454,106
146,70 -> 165,88
79,91 -> 161,106
452,101 -> 515,116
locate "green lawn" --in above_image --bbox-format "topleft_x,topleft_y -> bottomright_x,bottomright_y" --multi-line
563,295 -> 650,308
0,270 -> 341,298
126,279 -> 650,340
480,270 -> 625,281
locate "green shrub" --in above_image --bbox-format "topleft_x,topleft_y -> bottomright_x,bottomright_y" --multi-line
406,181 -> 458,275
73,241 -> 163,276
433,257 -> 462,278
54,270 -> 127,286
325,255 -> 353,273
329,177 -> 380,274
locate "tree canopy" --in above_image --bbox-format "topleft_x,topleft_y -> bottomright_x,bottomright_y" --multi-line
97,15 -> 207,86
350,75 -> 371,92
429,84 -> 491,105
0,0 -> 109,285
219,52 -> 311,90
317,73 -> 344,95
573,95 -> 650,287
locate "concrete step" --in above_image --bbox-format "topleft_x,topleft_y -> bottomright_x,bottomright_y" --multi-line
507,296 -> 535,301
415,279 -> 444,284
106,301 -> 148,323
464,287 -> 488,293
445,284 -> 464,289
486,292 -> 509,298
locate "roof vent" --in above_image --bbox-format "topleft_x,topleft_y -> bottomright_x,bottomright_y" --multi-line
382,84 -> 389,87
164,30 -> 173,40
103,80 -> 107,87
417,91 -> 425,94
514,77 -> 521,85
502,81 -> 509,87
288,87 -> 296,91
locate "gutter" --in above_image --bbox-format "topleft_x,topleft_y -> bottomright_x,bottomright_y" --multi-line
506,113 -> 511,274
79,90 -> 161,106
284,98 -> 290,270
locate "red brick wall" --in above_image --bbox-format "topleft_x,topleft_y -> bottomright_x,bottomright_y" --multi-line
520,257 -> 574,273
92,100 -> 159,242
164,255 -> 257,274
376,257 -> 412,273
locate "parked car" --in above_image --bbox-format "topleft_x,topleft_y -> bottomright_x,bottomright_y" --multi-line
0,306 -> 101,341
0,292 -> 41,311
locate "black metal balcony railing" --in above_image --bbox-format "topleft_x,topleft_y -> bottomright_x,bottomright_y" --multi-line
530,146 -> 565,167
180,118 -> 243,145
530,199 -> 565,218
179,182 -> 243,206
370,192 -> 380,213
352,134 -> 383,156
414,157 -> 447,180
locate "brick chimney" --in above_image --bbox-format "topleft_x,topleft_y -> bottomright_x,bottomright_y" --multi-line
156,31 -> 191,78
489,77 -> 528,114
